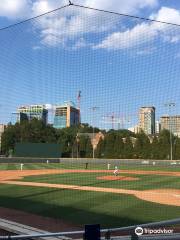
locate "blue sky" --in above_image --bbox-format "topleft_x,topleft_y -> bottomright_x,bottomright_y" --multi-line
0,0 -> 180,129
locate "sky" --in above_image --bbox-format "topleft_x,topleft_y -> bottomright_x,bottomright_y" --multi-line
0,0 -> 180,129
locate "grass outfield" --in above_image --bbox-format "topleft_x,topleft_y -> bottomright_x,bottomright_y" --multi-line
0,184 -> 180,228
0,162 -> 180,171
0,162 -> 180,228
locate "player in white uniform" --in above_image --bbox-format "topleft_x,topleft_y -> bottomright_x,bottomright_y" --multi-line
20,163 -> 24,171
113,166 -> 119,176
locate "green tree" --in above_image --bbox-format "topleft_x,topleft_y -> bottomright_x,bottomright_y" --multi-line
158,129 -> 172,159
174,137 -> 180,160
1,119 -> 58,155
113,134 -> 124,158
150,136 -> 160,159
134,132 -> 151,159
1,123 -> 20,155
78,136 -> 93,158
103,131 -> 116,158
95,139 -> 105,158
123,136 -> 134,158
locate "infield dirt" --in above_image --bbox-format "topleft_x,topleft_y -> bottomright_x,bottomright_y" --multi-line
0,169 -> 180,206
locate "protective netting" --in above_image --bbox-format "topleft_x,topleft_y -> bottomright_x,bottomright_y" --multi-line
0,3 -> 180,238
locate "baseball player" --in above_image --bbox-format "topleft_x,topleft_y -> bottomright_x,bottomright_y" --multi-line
113,166 -> 119,176
107,163 -> 111,170
20,163 -> 24,171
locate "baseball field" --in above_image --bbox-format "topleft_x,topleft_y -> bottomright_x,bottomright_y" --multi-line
0,161 -> 180,231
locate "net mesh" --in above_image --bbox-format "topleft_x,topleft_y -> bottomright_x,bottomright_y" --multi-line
0,3 -> 180,238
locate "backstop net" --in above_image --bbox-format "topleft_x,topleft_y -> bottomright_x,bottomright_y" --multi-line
0,1 -> 180,239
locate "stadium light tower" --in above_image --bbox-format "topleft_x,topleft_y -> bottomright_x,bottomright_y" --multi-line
164,102 -> 175,161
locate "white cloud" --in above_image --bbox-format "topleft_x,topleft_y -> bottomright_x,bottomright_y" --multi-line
151,7 -> 180,25
34,0 -> 159,47
45,104 -> 56,110
32,5 -> 118,47
94,22 -> 157,50
95,7 -> 180,50
0,0 -> 32,19
32,0 -> 67,16
0,0 -> 158,20
76,0 -> 158,15
1,0 -> 179,51
0,0 -> 159,47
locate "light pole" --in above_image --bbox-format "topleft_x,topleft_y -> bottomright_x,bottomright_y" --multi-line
164,103 -> 175,161
90,107 -> 99,159
76,134 -> 79,159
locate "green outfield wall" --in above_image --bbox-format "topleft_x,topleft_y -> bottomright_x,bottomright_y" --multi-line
14,143 -> 61,158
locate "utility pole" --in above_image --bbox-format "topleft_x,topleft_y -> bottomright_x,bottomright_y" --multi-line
164,102 -> 175,161
77,90 -> 81,124
76,134 -> 79,159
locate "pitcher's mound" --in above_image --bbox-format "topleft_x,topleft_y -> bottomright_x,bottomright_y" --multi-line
96,176 -> 139,181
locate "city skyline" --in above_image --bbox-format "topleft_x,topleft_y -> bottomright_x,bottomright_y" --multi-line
0,1 -> 180,236
0,1 -> 179,130
5,102 -> 180,133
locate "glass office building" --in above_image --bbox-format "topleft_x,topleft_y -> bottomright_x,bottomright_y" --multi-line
139,107 -> 155,135
160,115 -> 180,137
53,102 -> 80,129
18,105 -> 48,124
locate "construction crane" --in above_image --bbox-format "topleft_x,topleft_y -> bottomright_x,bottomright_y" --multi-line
102,113 -> 115,129
102,112 -> 137,130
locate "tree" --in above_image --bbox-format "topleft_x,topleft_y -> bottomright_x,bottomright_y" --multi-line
103,131 -> 116,158
173,137 -> 180,160
1,123 -> 19,155
113,134 -> 124,158
158,129 -> 172,159
95,139 -> 105,158
123,136 -> 134,158
134,132 -> 151,159
2,119 -> 180,160
150,136 -> 160,159
1,119 -> 58,155
78,136 -> 93,158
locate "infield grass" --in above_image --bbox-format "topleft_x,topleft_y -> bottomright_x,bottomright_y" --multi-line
21,172 -> 180,190
0,162 -> 180,228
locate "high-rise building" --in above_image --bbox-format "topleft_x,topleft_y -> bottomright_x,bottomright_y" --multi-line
0,124 -> 6,152
128,125 -> 140,134
53,102 -> 80,129
17,105 -> 48,124
155,120 -> 160,134
139,107 -> 155,135
160,115 -> 180,137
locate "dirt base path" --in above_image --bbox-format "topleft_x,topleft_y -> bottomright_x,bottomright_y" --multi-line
0,169 -> 180,207
0,169 -> 180,181
96,176 -> 139,181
